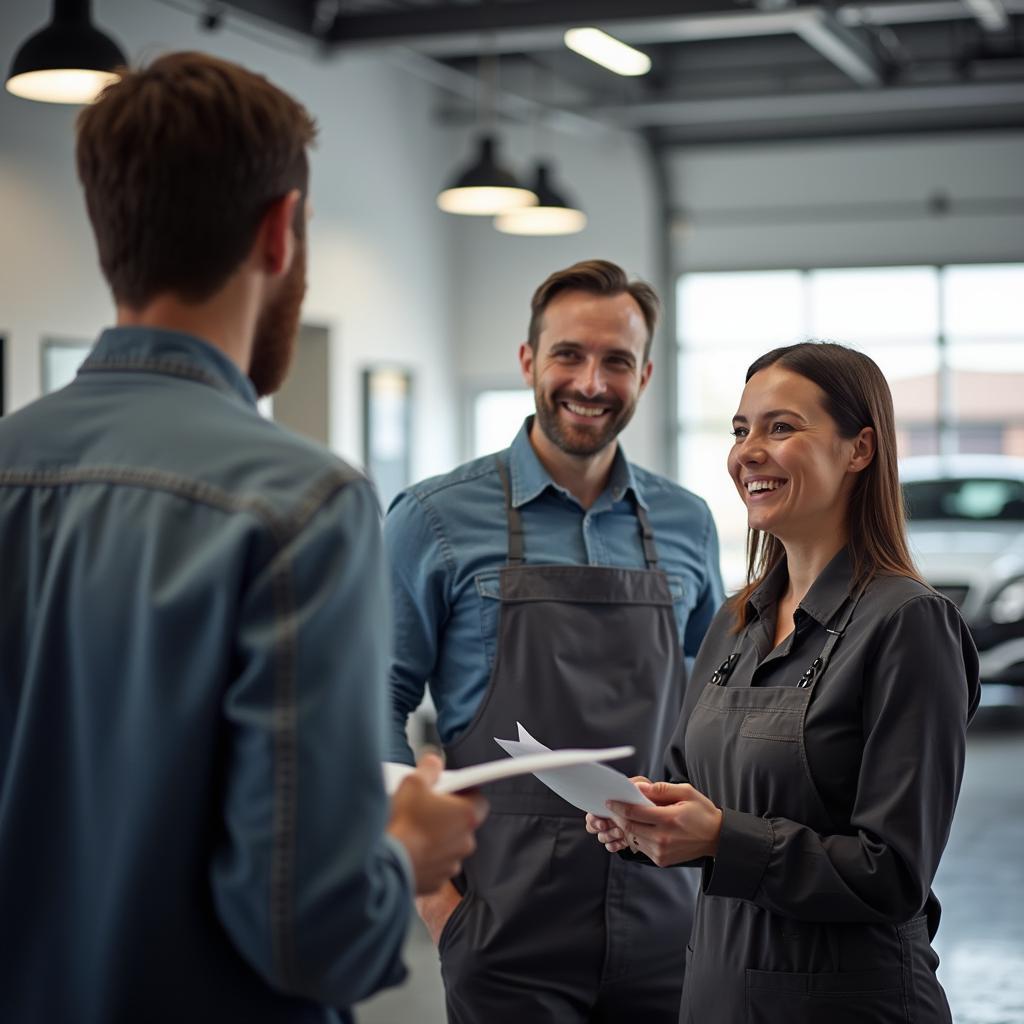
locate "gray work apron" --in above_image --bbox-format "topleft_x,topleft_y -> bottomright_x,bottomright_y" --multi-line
438,456 -> 696,1024
680,595 -> 952,1024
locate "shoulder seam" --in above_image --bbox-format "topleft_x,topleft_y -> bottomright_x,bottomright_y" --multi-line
404,489 -> 459,579
411,458 -> 497,501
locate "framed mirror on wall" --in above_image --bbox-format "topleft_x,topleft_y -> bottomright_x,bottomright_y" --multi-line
41,337 -> 93,394
363,366 -> 412,510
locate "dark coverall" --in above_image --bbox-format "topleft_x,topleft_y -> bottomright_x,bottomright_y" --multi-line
655,548 -> 980,1024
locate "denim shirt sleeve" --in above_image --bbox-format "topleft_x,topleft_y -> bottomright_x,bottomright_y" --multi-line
383,489 -> 454,765
211,478 -> 412,1006
684,504 -> 726,667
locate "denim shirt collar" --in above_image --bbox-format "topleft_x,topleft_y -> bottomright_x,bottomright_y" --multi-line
507,416 -> 647,511
747,545 -> 854,628
80,327 -> 259,407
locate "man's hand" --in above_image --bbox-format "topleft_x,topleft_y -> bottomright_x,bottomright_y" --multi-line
387,753 -> 488,895
416,880 -> 463,946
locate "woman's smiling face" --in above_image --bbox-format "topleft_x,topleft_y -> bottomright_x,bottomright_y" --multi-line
728,365 -> 865,544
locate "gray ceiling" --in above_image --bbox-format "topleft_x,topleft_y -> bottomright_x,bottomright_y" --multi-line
210,0 -> 1024,145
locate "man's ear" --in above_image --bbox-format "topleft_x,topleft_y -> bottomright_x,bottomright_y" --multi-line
256,189 -> 302,277
638,359 -> 653,394
518,341 -> 534,387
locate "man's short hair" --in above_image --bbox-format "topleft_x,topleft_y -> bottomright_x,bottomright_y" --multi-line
527,259 -> 661,361
76,51 -> 317,309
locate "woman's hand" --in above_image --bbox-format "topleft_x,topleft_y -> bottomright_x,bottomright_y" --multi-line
585,776 -> 650,854
604,781 -> 724,867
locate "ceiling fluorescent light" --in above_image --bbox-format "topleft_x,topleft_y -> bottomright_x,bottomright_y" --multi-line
564,27 -> 652,77
6,0 -> 127,104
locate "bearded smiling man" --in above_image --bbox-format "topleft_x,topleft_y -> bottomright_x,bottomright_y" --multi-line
0,52 -> 487,1024
384,260 -> 725,1024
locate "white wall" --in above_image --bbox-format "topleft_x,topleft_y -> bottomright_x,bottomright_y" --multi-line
444,122 -> 667,473
668,132 -> 1024,271
0,0 -> 457,479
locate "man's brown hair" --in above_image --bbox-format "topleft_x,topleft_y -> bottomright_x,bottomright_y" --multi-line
527,260 -> 660,361
76,51 -> 317,309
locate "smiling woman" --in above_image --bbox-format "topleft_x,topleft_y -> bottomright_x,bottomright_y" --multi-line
586,340 -> 980,1024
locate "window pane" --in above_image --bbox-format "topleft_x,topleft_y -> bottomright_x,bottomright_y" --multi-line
473,389 -> 534,458
678,271 -> 804,348
808,267 -> 938,342
678,345 -> 767,428
678,429 -> 747,591
944,264 -> 1024,341
859,341 -> 941,430
946,345 -> 1024,457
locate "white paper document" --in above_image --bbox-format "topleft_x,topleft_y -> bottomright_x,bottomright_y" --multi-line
382,723 -> 650,815
493,723 -> 653,815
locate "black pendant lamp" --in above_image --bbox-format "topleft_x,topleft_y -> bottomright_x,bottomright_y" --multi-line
494,162 -> 587,236
6,0 -> 127,105
437,134 -> 537,216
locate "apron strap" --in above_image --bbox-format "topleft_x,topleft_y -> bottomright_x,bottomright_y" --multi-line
495,456 -> 525,567
496,453 -> 662,570
634,500 -> 660,570
798,585 -> 867,689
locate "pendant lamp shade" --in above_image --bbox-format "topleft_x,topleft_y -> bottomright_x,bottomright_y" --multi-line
6,0 -> 127,105
437,135 -> 538,216
494,162 -> 587,236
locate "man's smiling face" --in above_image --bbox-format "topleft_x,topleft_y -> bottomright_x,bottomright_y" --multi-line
520,289 -> 652,458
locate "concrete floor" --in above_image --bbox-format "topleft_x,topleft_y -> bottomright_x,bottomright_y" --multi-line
358,694 -> 1024,1024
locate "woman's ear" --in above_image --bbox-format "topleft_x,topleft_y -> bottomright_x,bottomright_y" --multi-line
849,426 -> 876,474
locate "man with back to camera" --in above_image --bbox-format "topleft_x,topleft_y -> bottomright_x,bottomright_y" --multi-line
0,52 -> 486,1024
385,260 -> 725,1022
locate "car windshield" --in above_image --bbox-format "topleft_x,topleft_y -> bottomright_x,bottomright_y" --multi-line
903,478 -> 1024,521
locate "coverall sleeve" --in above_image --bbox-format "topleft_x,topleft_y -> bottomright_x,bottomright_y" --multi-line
703,595 -> 980,924
383,490 -> 453,765
211,477 -> 413,1007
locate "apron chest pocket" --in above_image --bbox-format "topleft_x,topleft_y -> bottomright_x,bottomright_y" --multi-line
666,573 -> 696,646
739,709 -> 802,742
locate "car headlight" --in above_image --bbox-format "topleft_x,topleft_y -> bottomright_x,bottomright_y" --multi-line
990,579 -> 1024,624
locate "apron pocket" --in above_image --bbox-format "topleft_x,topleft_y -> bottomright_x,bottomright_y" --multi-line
438,888 -> 475,956
745,966 -> 905,1024
739,709 -> 802,742
667,573 -> 696,645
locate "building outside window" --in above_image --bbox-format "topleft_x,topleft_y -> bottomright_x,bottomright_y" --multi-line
677,263 -> 1024,588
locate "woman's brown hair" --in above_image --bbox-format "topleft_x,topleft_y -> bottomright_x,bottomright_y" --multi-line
731,341 -> 926,627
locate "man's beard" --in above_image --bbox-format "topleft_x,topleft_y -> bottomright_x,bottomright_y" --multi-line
249,240 -> 307,398
533,376 -> 638,457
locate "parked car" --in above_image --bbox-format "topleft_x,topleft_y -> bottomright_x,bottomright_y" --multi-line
901,455 -> 1024,686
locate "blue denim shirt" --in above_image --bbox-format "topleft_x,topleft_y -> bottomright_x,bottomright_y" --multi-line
0,327 -> 411,1024
384,419 -> 725,764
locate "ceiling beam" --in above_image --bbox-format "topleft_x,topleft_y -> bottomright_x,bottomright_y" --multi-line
326,0 -> 742,48
215,0 -> 316,37
791,9 -> 886,85
960,0 -> 1012,30
579,81 -> 1024,125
